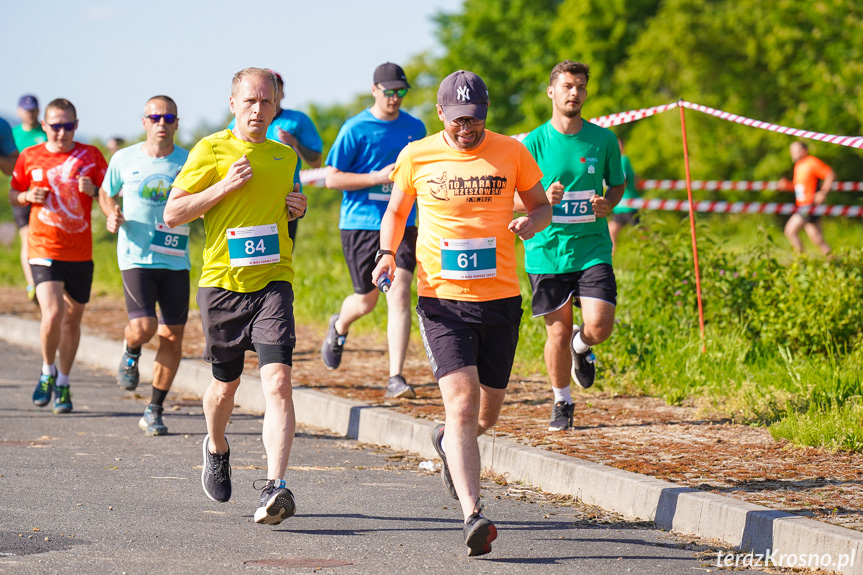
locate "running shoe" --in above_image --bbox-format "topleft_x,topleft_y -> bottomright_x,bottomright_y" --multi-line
320,314 -> 347,370
464,500 -> 497,557
385,375 -> 416,399
53,385 -> 73,414
139,404 -> 168,436
33,373 -> 55,407
253,479 -> 296,525
548,401 -> 574,431
431,423 -> 458,500
201,434 -> 232,502
117,346 -> 141,391
570,326 -> 596,389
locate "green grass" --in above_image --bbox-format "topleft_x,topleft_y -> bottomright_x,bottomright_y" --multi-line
3,172 -> 863,452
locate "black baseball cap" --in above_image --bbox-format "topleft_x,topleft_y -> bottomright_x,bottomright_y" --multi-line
437,70 -> 489,122
373,62 -> 410,90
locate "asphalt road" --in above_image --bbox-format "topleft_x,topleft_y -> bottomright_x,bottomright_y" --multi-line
0,339 -> 768,575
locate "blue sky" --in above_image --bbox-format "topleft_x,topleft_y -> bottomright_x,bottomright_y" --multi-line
1,0 -> 463,142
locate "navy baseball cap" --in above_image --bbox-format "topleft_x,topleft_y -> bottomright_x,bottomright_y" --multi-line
373,62 -> 410,90
437,70 -> 489,122
18,94 -> 39,111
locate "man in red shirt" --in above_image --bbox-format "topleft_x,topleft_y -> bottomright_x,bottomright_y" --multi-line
9,98 -> 108,414
783,141 -> 833,256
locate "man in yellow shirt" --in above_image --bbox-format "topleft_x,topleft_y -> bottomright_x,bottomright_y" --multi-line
164,68 -> 307,526
372,70 -> 551,556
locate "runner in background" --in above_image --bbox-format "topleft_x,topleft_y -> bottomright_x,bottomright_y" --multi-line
11,95 -> 48,302
227,70 -> 322,245
517,61 -> 625,432
608,136 -> 640,255
373,70 -> 550,556
106,137 -> 126,157
98,95 -> 190,436
321,62 -> 426,400
8,98 -> 108,415
781,141 -> 833,256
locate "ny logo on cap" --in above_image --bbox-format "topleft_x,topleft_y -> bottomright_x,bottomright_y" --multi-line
457,86 -> 470,102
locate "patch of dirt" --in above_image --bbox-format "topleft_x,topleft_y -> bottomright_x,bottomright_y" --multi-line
5,286 -> 863,534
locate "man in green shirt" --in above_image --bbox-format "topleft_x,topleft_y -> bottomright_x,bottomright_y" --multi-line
11,95 -> 47,302
516,61 -> 625,432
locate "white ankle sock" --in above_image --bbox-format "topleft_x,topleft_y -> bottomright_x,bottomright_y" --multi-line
56,372 -> 70,387
42,363 -> 56,377
553,386 -> 573,404
572,331 -> 590,354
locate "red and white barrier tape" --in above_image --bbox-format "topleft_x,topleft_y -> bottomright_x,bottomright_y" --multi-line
618,198 -> 863,217
639,180 -> 863,192
679,101 -> 863,150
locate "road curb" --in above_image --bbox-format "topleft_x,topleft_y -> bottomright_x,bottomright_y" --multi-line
4,313 -> 862,574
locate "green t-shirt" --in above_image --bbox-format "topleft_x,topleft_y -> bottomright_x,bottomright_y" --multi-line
172,129 -> 299,293
522,120 -> 624,274
12,125 -> 47,151
612,155 -> 639,214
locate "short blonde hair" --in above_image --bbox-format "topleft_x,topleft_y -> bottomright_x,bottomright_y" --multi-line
231,68 -> 277,97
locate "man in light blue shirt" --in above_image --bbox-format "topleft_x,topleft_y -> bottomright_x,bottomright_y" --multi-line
98,95 -> 190,437
320,62 -> 426,399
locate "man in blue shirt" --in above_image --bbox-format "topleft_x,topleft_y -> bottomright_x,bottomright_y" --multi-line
98,95 -> 190,437
321,62 -> 426,399
227,70 -> 322,244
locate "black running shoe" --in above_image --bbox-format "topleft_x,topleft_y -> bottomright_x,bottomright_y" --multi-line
548,401 -> 574,431
253,479 -> 296,525
464,500 -> 497,557
201,434 -> 231,502
385,375 -> 416,399
570,326 -> 596,389
432,424 -> 458,500
320,313 -> 347,370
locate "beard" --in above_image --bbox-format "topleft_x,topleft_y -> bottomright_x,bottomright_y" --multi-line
559,102 -> 582,118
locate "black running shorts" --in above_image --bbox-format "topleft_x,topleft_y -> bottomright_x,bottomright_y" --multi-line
121,268 -> 190,325
30,259 -> 94,304
340,226 -> 417,294
528,263 -> 617,317
197,281 -> 296,365
416,296 -> 522,390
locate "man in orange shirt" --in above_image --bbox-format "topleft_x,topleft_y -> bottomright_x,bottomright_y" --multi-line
783,141 -> 833,256
372,70 -> 551,556
9,98 -> 108,414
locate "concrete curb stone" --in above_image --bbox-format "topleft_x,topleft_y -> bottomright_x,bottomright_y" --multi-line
3,313 -> 861,574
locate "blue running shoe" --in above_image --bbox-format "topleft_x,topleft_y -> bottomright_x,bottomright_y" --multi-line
53,385 -> 73,414
117,347 -> 141,391
33,374 -> 55,407
139,404 -> 167,436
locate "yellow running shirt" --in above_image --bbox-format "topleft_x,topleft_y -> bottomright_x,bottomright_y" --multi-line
390,131 -> 543,302
173,129 -> 298,293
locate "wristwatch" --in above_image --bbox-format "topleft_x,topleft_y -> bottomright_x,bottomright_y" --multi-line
374,249 -> 395,264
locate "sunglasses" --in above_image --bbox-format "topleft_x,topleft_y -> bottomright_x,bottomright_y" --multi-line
449,117 -> 485,127
380,87 -> 408,98
46,121 -> 77,132
145,114 -> 178,124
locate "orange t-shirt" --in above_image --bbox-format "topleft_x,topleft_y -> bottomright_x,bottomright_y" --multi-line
792,155 -> 831,207
390,131 -> 543,302
10,143 -> 107,261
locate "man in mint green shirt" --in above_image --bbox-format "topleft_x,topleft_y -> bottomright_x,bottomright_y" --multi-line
516,61 -> 624,432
